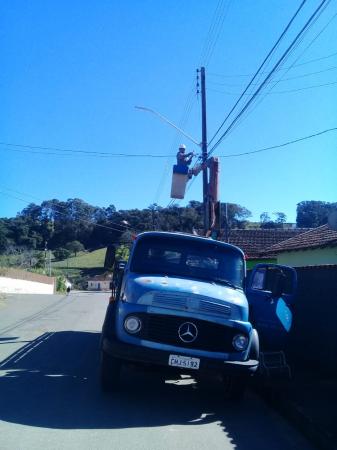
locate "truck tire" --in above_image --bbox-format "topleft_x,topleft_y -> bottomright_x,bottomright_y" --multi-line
100,351 -> 122,392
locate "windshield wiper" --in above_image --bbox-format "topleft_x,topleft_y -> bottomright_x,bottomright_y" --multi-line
212,278 -> 239,290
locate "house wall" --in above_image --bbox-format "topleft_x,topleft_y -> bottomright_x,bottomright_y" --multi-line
246,258 -> 276,270
88,280 -> 110,291
277,247 -> 337,267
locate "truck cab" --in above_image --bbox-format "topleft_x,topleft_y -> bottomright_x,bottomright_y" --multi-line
101,232 -> 295,398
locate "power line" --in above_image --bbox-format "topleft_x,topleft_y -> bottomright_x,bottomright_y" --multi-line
200,0 -> 231,67
217,126 -> 337,157
217,6 -> 337,143
0,142 -> 188,158
167,0 -> 232,208
208,0 -> 330,157
153,82 -> 196,205
208,78 -> 337,95
0,143 -> 202,158
208,65 -> 337,87
208,50 -> 337,78
208,0 -> 308,147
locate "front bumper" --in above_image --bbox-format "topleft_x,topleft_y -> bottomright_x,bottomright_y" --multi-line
102,335 -> 259,375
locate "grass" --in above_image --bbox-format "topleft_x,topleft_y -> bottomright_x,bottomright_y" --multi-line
52,248 -> 107,289
52,248 -> 107,270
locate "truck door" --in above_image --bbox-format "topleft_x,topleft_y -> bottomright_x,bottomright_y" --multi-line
246,264 -> 297,351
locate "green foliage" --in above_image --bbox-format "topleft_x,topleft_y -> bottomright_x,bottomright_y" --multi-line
56,275 -> 67,293
4,196 -> 328,260
273,212 -> 287,224
116,245 -> 129,262
296,201 -> 337,228
34,252 -> 45,268
259,211 -> 288,229
54,247 -> 71,261
65,240 -> 85,256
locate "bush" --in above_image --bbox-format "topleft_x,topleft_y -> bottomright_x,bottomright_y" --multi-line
65,240 -> 85,256
54,248 -> 71,261
56,275 -> 67,293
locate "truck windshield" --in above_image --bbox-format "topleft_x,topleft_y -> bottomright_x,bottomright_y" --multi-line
130,235 -> 244,289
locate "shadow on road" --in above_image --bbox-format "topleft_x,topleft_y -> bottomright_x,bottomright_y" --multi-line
0,331 -> 306,449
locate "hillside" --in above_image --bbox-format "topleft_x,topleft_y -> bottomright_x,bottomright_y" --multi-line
53,248 -> 107,270
52,248 -> 107,288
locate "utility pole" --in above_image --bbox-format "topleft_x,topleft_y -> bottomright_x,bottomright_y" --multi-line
49,250 -> 52,277
200,66 -> 209,233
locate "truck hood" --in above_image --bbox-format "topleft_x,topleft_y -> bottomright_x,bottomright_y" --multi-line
123,274 -> 248,321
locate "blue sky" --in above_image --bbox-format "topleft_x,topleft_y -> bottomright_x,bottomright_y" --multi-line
1,0 -> 336,222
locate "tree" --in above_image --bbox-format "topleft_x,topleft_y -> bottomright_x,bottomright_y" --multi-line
65,240 -> 85,256
223,203 -> 252,231
259,212 -> 276,229
116,244 -> 129,261
296,201 -> 337,228
273,212 -> 287,224
53,248 -> 71,261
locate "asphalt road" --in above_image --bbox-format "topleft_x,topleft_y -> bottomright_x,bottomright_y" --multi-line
0,292 -> 314,450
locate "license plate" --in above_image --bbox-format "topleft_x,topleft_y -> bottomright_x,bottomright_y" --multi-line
168,354 -> 200,370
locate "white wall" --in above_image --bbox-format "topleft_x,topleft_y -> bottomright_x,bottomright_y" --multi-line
0,276 -> 54,294
88,281 -> 110,291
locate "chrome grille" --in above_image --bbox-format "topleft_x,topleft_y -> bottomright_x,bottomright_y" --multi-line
152,291 -> 231,317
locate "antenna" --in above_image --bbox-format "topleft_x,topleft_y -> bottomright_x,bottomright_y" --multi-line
328,210 -> 337,231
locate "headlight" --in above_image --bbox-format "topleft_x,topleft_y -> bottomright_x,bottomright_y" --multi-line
124,316 -> 142,334
232,334 -> 248,351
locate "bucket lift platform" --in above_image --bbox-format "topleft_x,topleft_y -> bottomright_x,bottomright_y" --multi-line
170,164 -> 189,199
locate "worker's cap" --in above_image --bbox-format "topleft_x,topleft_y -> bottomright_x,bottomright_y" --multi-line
179,144 -> 186,151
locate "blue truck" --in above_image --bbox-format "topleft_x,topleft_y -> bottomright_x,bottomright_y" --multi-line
100,231 -> 296,398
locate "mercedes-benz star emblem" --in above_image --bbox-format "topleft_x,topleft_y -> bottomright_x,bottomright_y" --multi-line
178,322 -> 198,343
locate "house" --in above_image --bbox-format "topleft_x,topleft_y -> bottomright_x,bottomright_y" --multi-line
264,224 -> 337,267
225,228 -> 311,269
87,273 -> 112,291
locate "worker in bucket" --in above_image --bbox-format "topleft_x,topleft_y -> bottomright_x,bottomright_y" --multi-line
176,144 -> 194,166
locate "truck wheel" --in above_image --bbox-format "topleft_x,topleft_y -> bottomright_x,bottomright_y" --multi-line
223,375 -> 247,401
100,351 -> 122,392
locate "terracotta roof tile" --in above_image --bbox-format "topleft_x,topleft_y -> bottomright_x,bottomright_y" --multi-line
225,228 -> 310,258
265,224 -> 337,254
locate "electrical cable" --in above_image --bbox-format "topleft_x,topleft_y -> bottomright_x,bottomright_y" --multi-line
208,0 -> 308,147
208,50 -> 337,78
165,0 -> 232,209
217,126 -> 337,158
208,0 -> 330,157
208,78 -> 337,95
222,5 -> 336,139
208,65 -> 337,87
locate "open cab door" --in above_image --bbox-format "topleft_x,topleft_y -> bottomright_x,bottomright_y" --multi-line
246,264 -> 297,351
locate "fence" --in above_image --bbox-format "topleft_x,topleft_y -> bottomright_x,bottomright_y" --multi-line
288,265 -> 337,374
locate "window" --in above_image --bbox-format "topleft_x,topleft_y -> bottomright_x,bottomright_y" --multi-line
130,235 -> 244,288
251,266 -> 294,295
